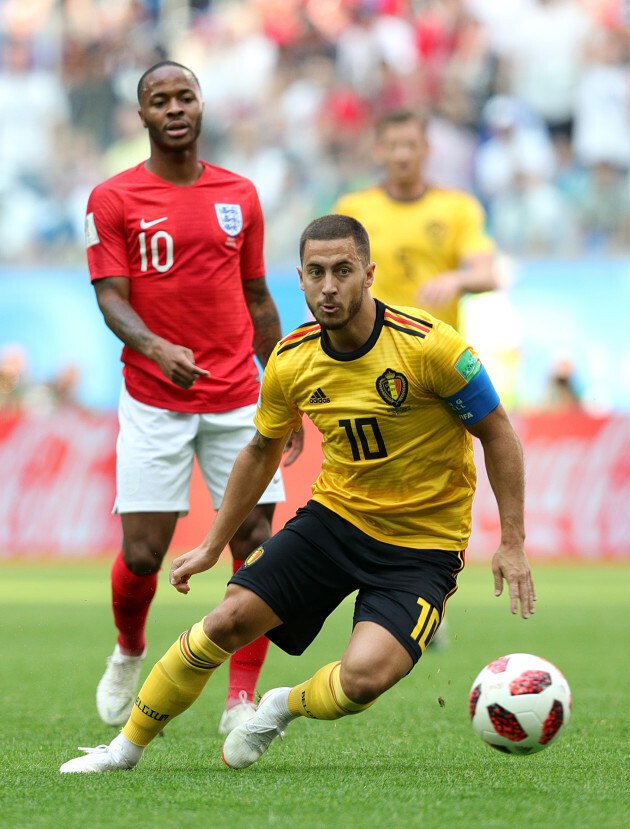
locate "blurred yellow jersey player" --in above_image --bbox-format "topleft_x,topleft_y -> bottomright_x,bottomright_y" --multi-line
333,109 -> 497,331
256,299 -> 498,550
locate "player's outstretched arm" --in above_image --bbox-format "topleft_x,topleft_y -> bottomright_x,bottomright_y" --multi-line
170,428 -> 290,594
466,404 -> 536,619
93,276 -> 209,389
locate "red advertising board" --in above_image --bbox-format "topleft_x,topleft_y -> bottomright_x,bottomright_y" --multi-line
0,408 -> 119,555
0,410 -> 628,559
469,413 -> 630,560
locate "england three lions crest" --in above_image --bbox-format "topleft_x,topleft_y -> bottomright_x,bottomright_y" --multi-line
376,368 -> 409,408
215,203 -> 243,236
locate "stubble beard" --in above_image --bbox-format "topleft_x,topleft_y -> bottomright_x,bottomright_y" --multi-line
308,286 -> 365,331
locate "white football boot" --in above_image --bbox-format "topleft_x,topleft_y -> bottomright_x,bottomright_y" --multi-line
60,733 -> 144,774
218,690 -> 257,736
222,687 -> 295,769
96,644 -> 146,726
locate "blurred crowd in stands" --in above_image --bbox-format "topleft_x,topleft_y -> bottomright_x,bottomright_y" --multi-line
0,342 -> 81,413
1,0 -> 630,266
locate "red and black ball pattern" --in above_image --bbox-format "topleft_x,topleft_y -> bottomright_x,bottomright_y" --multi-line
509,670 -> 552,696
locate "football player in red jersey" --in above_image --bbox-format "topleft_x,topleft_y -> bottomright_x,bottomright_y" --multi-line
84,61 -> 302,736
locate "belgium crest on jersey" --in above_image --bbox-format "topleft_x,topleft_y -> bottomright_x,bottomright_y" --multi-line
244,546 -> 264,566
426,220 -> 447,243
214,203 -> 243,236
376,368 -> 409,408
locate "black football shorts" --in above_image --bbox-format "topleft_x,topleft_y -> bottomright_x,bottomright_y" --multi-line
229,500 -> 465,664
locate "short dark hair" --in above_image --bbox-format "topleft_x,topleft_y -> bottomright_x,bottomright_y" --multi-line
299,215 -> 370,265
137,61 -> 201,104
375,108 -> 429,136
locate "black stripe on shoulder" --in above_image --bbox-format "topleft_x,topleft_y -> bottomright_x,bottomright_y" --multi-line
383,320 -> 427,338
278,331 -> 321,355
383,304 -> 434,329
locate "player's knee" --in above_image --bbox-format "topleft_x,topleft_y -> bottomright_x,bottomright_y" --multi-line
202,599 -> 252,653
339,667 -> 384,705
121,541 -> 164,576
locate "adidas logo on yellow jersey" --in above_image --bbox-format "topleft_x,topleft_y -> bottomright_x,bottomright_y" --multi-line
309,387 -> 330,404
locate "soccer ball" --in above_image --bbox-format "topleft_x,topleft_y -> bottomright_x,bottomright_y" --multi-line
468,653 -> 572,754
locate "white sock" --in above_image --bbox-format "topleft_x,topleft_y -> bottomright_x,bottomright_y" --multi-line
273,691 -> 291,718
111,731 -> 145,764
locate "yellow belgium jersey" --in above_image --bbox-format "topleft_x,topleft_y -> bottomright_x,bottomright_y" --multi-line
333,186 -> 494,330
255,301 -> 484,550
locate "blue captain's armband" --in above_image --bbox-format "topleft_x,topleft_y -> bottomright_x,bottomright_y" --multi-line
444,364 -> 500,424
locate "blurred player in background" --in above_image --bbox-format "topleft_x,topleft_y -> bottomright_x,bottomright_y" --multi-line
61,214 -> 534,774
333,109 -> 499,334
84,61 -> 302,736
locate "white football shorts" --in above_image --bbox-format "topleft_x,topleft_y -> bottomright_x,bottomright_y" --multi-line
114,382 -> 285,515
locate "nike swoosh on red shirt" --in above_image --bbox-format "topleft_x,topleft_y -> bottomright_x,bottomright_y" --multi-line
140,217 -> 168,229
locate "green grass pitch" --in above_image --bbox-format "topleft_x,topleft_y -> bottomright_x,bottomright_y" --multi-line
0,560 -> 628,829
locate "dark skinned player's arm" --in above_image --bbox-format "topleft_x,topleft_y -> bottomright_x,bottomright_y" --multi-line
242,276 -> 304,464
93,276 -> 209,389
242,276 -> 283,368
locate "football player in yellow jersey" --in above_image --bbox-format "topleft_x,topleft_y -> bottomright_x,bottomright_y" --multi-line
60,215 -> 534,775
333,109 -> 498,331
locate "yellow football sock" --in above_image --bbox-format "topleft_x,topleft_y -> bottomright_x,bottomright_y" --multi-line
123,620 -> 230,746
287,661 -> 377,720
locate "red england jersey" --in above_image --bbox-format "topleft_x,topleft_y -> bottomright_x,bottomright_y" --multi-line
85,161 -> 266,413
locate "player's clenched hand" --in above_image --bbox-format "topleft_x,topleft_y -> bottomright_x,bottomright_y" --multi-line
169,546 -> 220,594
492,544 -> 537,620
151,339 -> 210,389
